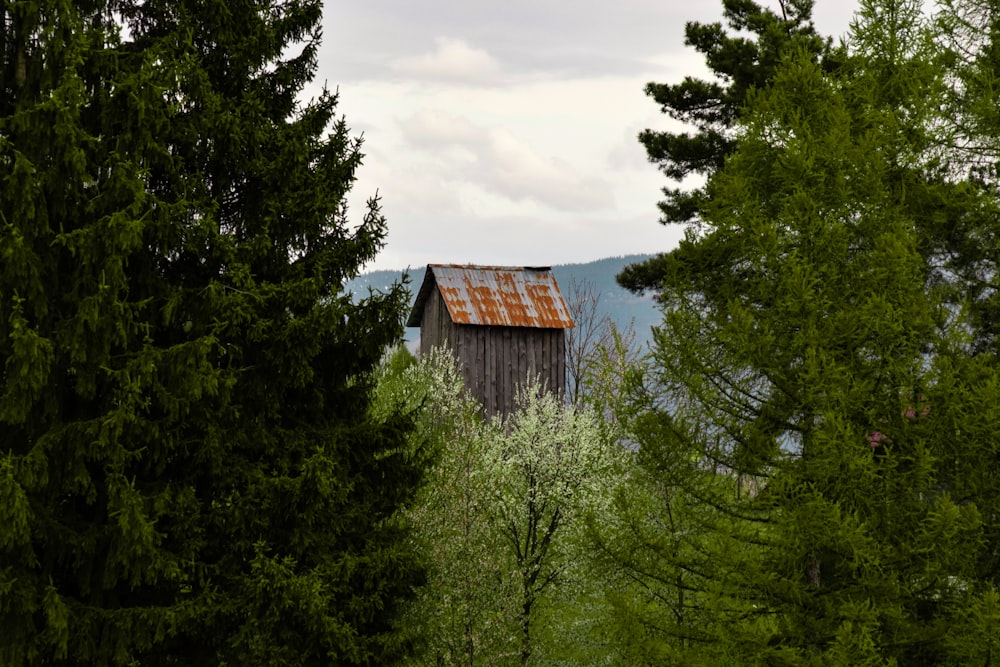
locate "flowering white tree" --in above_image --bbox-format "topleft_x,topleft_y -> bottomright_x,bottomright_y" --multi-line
374,347 -> 518,666
377,348 -> 627,666
486,383 -> 625,666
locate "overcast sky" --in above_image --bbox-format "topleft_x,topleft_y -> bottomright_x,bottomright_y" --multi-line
310,1 -> 861,272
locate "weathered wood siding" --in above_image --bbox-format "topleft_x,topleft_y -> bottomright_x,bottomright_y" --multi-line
419,284 -> 567,417
419,289 -> 456,356
423,320 -> 564,417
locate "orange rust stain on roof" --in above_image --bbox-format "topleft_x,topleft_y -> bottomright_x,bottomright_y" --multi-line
438,285 -> 471,323
407,264 -> 574,329
524,283 -> 566,328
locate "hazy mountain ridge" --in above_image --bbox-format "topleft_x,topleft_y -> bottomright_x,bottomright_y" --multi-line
345,255 -> 661,348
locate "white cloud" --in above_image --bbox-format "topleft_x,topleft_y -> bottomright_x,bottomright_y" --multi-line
328,74 -> 691,271
390,37 -> 502,83
315,0 -> 868,273
400,109 -> 614,212
402,108 -> 482,147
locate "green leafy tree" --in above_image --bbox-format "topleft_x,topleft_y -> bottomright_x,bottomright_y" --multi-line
487,384 -> 627,666
385,349 -> 626,666
1,2 -> 420,664
620,0 -> 832,294
584,342 -> 767,665
606,0 -> 1000,663
376,347 -> 521,667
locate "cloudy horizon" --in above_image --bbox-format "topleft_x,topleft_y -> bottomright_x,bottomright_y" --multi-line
312,1 -> 860,272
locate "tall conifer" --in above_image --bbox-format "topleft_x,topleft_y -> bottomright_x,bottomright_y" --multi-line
1,2 -> 420,664
620,0 -> 832,294
609,0 -> 1000,662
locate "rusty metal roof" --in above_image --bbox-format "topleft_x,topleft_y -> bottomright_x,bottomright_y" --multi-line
406,264 -> 575,329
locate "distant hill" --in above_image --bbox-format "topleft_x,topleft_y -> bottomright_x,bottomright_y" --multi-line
344,255 -> 661,350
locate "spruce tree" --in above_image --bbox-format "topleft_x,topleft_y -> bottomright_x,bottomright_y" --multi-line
1,2 -> 421,664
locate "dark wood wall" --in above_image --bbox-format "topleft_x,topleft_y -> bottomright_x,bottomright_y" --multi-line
419,289 -> 566,417
418,288 -> 454,357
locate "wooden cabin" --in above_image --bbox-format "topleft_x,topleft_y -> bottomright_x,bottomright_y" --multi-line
407,264 -> 575,417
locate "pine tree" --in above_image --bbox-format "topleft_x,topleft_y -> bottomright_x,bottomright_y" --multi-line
1,2 -> 421,664
619,0 -> 833,294
606,0 -> 1000,662
930,0 -> 1000,358
932,1 -> 1000,638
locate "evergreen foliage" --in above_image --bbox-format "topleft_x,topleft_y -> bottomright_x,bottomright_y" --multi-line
1,2 -> 420,664
933,0 -> 1000,610
620,0 -> 833,294
602,0 -> 1000,662
932,0 -> 1000,356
